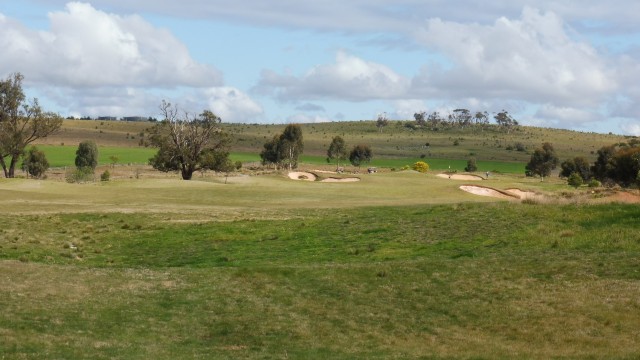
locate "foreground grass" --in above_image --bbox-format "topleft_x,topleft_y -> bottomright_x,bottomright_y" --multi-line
1,196 -> 639,358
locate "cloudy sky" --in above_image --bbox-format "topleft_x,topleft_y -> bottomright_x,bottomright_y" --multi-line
0,1 -> 638,134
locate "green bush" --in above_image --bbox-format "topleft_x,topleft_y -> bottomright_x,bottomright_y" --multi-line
22,146 -> 49,179
100,170 -> 110,182
567,172 -> 583,188
75,140 -> 99,171
588,179 -> 601,188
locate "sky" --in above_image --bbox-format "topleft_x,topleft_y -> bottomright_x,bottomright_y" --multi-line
0,1 -> 639,135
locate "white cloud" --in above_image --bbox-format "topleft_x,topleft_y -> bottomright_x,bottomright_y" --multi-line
621,123 -> 640,136
413,7 -> 615,107
255,51 -> 410,102
534,104 -> 600,126
0,2 -> 222,87
390,100 -> 427,119
205,87 -> 264,123
286,114 -> 332,123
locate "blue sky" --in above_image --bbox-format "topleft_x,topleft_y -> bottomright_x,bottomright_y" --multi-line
0,1 -> 639,135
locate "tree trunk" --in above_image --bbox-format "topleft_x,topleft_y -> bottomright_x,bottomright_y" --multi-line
7,154 -> 19,178
181,168 -> 193,180
0,156 -> 8,178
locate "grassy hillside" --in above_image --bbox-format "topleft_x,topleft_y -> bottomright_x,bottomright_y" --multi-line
35,119 -> 630,168
1,173 -> 639,358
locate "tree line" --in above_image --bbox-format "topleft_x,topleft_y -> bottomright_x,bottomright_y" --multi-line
525,140 -> 640,188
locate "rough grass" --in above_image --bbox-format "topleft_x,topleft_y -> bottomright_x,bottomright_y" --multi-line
1,174 -> 640,358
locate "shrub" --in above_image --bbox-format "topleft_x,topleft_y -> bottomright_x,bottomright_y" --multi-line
412,161 -> 430,173
75,140 -> 99,171
22,146 -> 49,179
588,179 -> 601,188
65,167 -> 94,183
465,158 -> 477,172
100,170 -> 110,182
235,161 -> 243,170
567,172 -> 584,188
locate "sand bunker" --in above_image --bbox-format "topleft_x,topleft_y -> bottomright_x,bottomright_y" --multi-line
438,173 -> 484,181
288,172 -> 360,183
288,172 -> 317,181
460,185 -> 517,199
505,188 -> 544,201
321,177 -> 360,183
460,185 -> 548,201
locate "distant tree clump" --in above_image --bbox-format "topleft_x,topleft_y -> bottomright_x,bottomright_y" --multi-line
465,158 -> 478,172
0,72 -> 63,178
22,146 -> 49,179
560,157 -> 591,181
75,140 -> 99,172
494,111 -> 518,133
260,124 -> 304,170
147,101 -> 230,180
525,142 -> 559,181
349,144 -> 373,168
327,136 -> 347,171
591,144 -> 640,187
412,161 -> 429,173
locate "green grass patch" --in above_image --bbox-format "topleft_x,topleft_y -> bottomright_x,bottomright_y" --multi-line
33,145 -> 156,167
1,202 -> 640,358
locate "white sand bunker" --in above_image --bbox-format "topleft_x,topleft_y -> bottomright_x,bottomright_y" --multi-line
505,188 -> 545,201
288,172 -> 360,183
438,173 -> 484,181
321,177 -> 360,183
288,172 -> 317,181
460,185 -> 518,199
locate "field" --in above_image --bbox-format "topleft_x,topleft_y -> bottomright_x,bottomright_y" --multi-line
2,120 -> 639,358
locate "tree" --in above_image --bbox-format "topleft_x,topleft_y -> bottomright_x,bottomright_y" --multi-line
560,157 -> 591,180
108,155 -> 119,168
376,113 -> 389,133
147,101 -> 230,180
494,111 -> 518,133
413,111 -> 426,127
465,158 -> 478,172
327,136 -> 347,170
591,145 -> 616,182
349,144 -> 373,168
260,124 -> 304,170
260,134 -> 283,169
279,124 -> 304,170
22,146 -> 49,179
525,142 -> 559,181
75,140 -> 99,171
0,73 -> 63,178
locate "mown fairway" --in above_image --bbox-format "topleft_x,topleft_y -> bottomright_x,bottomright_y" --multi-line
1,171 -> 639,359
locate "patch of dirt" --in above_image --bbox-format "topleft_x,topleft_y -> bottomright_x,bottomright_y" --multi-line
437,173 -> 484,181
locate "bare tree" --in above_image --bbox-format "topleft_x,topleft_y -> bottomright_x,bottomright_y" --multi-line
376,113 -> 389,133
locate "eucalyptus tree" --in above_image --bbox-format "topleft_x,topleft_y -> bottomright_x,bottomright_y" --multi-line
148,101 -> 230,180
0,73 -> 62,178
